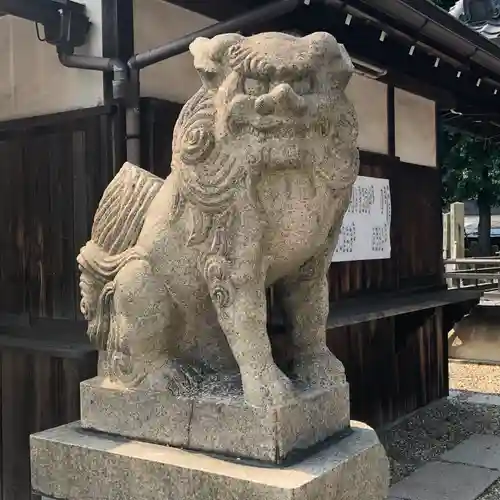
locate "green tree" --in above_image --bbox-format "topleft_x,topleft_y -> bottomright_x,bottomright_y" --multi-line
441,130 -> 500,255
434,0 -> 457,9
430,0 -> 500,255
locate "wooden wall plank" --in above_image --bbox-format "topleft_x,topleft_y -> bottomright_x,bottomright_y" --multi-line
47,132 -> 77,319
140,98 -> 183,178
23,136 -> 51,318
0,345 -> 97,500
325,309 -> 448,429
0,139 -> 25,316
1,349 -> 32,500
0,109 -> 114,323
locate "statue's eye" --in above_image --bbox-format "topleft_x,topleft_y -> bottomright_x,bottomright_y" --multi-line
244,78 -> 269,96
291,76 -> 313,95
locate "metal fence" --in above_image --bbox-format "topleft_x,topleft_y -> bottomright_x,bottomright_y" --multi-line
445,258 -> 500,294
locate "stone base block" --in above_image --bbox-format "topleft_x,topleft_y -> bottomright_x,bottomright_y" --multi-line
80,376 -> 350,464
30,421 -> 389,500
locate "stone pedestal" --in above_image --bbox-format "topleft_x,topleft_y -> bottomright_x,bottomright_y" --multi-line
31,420 -> 389,500
80,376 -> 350,463
30,375 -> 390,500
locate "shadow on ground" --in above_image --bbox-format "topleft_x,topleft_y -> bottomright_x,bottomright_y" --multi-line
379,390 -> 500,484
450,304 -> 500,364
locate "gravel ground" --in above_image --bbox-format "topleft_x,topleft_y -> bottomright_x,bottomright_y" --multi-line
480,481 -> 500,500
449,361 -> 500,394
379,360 -> 500,489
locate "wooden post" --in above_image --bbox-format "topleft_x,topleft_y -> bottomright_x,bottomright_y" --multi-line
449,202 -> 465,288
450,202 -> 465,259
443,211 -> 451,288
443,212 -> 450,260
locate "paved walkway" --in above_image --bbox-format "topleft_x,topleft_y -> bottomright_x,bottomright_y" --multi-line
389,392 -> 500,500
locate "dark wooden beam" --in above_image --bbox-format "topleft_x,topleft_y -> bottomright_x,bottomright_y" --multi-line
102,0 -> 134,102
291,6 -> 499,111
0,105 -> 113,137
101,0 -> 134,169
102,0 -> 134,68
159,0 -> 500,142
436,105 -> 443,170
387,85 -> 396,157
382,71 -> 455,109
443,112 -> 500,140
159,0 -> 273,21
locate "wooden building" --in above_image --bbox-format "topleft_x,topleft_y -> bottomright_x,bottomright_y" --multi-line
0,0 -> 497,498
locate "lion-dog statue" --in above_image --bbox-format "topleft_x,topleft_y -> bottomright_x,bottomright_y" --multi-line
77,31 -> 359,407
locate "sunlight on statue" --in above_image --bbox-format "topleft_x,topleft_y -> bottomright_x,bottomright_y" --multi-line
77,31 -> 359,408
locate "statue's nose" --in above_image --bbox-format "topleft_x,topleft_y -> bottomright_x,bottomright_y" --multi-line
254,94 -> 275,115
254,83 -> 306,116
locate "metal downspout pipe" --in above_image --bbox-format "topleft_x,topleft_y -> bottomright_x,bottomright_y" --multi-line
57,52 -> 128,99
55,0 -> 309,164
127,0 -> 304,70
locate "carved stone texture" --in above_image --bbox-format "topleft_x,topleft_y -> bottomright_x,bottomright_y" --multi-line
77,31 -> 359,409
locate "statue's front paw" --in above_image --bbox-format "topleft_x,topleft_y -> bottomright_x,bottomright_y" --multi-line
293,346 -> 346,389
241,364 -> 295,408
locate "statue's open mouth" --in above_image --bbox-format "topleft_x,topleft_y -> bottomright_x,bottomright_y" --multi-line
250,117 -> 288,131
227,116 -> 297,137
234,119 -> 330,141
226,107 -> 332,141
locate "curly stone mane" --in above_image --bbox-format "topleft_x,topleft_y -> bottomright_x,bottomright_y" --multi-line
171,91 -> 249,217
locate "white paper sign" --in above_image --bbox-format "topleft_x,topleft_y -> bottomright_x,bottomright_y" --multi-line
332,176 -> 391,262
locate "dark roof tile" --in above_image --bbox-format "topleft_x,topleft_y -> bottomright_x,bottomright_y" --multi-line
450,0 -> 500,42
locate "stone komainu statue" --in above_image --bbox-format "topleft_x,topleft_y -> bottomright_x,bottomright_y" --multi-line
77,31 -> 359,407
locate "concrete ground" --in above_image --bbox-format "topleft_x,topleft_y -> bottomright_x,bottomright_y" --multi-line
382,361 -> 500,500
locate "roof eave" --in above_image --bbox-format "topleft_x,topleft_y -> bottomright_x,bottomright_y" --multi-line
348,0 -> 500,76
164,0 -> 500,85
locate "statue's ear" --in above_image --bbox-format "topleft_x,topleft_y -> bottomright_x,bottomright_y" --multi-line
306,33 -> 354,90
189,34 -> 243,90
333,44 -> 355,90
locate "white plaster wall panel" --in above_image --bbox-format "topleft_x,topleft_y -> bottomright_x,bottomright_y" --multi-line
0,0 -> 104,122
0,17 -> 15,120
134,0 -> 216,103
79,0 -> 104,61
346,74 -> 388,154
395,88 -> 437,167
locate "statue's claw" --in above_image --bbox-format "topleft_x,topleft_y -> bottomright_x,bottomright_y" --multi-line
241,363 -> 295,408
293,345 -> 346,389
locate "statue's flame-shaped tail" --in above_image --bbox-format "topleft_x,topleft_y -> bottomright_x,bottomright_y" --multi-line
77,163 -> 163,349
